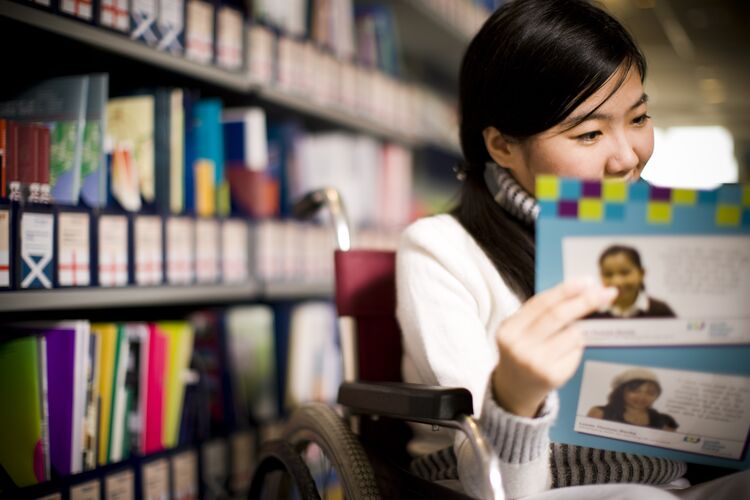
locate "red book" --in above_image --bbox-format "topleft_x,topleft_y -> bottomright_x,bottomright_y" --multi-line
143,325 -> 166,454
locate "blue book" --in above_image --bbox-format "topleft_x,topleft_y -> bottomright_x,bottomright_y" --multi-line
193,99 -> 225,214
536,176 -> 750,469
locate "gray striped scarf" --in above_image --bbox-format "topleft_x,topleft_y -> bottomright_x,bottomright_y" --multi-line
483,162 -> 538,226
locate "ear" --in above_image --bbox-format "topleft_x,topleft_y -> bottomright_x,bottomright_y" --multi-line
483,126 -> 523,170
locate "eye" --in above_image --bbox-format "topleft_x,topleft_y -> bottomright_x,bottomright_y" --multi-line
632,113 -> 651,126
575,130 -> 602,143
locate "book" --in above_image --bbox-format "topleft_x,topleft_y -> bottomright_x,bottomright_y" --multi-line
107,95 -> 156,210
56,209 -> 92,287
91,323 -> 118,466
80,74 -> 109,209
157,321 -> 195,448
130,0 -> 159,46
0,203 -> 10,288
193,99 -> 225,216
0,336 -> 47,488
17,205 -> 55,289
144,325 -> 166,454
536,176 -> 750,469
156,0 -> 186,55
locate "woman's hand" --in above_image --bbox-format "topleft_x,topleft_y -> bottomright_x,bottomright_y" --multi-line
492,279 -> 618,417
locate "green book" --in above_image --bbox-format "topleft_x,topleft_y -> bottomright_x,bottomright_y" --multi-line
0,337 -> 45,489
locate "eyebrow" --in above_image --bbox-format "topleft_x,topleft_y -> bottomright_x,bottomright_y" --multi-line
560,93 -> 649,130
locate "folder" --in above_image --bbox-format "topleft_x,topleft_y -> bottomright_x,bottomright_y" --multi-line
171,449 -> 198,500
59,0 -> 94,21
185,0 -> 215,65
104,468 -> 135,500
96,213 -> 130,287
220,219 -> 248,284
17,204 -> 55,289
0,202 -> 10,289
166,216 -> 195,285
0,119 -> 6,199
229,430 -> 255,496
200,439 -> 228,499
216,4 -> 244,71
156,0 -> 186,55
130,0 -> 159,47
195,218 -> 219,283
55,208 -> 92,287
133,214 -> 164,286
70,479 -> 101,500
99,0 -> 130,32
141,458 -> 169,499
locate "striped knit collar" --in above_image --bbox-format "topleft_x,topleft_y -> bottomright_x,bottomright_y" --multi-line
483,162 -> 539,227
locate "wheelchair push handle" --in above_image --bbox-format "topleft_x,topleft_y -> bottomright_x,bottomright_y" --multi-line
293,187 -> 352,252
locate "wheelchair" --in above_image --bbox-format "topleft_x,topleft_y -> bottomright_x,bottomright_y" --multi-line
249,189 -> 503,500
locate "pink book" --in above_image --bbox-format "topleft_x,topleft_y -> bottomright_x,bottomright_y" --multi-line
144,325 -> 166,453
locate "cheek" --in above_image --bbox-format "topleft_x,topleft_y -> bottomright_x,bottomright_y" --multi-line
528,142 -> 603,179
635,126 -> 655,166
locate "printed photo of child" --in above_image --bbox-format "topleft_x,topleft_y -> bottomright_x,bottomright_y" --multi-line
588,245 -> 676,319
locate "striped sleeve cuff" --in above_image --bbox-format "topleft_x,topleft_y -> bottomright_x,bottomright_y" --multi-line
480,387 -> 559,464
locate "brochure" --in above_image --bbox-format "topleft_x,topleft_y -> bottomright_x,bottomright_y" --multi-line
536,175 -> 750,469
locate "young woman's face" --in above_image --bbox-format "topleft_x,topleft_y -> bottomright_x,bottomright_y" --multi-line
513,65 -> 654,194
599,252 -> 644,308
623,381 -> 660,410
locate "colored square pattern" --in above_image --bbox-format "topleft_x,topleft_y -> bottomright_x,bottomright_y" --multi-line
602,180 -> 627,202
536,176 -> 559,201
698,189 -> 719,204
671,189 -> 697,205
647,202 -> 672,224
718,185 -> 742,204
743,209 -> 750,227
558,200 -> 578,218
716,205 -> 741,226
650,186 -> 671,201
582,181 -> 601,198
579,199 -> 603,221
744,186 -> 750,207
629,181 -> 650,201
538,200 -> 558,218
560,178 -> 582,200
605,203 -> 626,220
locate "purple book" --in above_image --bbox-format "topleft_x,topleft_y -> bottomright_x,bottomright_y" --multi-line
43,327 -> 77,476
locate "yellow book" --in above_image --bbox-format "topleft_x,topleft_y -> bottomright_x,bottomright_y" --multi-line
194,159 -> 215,217
157,322 -> 195,448
91,323 -> 118,465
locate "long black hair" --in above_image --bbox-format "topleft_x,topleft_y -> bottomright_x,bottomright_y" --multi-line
452,0 -> 646,299
600,379 -> 661,422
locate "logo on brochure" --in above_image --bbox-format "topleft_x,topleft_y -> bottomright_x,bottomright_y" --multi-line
686,321 -> 706,332
683,436 -> 701,444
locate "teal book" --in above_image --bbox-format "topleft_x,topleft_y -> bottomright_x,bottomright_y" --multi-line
193,99 -> 226,214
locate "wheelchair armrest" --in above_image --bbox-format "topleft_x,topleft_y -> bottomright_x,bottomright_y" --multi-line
337,381 -> 473,422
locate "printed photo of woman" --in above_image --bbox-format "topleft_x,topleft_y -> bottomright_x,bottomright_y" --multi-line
587,367 -> 679,431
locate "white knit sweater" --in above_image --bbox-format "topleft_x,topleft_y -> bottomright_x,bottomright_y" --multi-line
396,213 -> 686,499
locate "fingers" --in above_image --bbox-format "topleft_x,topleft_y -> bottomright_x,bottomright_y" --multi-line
527,285 -> 617,341
500,278 -> 616,343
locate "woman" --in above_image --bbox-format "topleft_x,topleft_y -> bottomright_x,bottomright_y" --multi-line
589,245 -> 676,318
396,0 -> 749,498
587,368 -> 678,430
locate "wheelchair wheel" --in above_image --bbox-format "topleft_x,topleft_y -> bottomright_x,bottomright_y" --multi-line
284,402 -> 381,500
249,439 -> 321,500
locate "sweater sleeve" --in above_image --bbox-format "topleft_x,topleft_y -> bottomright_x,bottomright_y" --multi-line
456,387 -> 557,499
396,218 -> 555,499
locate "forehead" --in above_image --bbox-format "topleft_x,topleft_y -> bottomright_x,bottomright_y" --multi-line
602,252 -> 636,266
576,64 -> 645,114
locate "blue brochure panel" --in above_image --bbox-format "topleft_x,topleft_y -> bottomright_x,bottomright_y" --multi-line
536,176 -> 750,469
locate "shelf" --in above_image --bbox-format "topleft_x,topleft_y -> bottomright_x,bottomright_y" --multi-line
262,280 -> 334,300
1,282 -> 262,312
0,0 -> 249,92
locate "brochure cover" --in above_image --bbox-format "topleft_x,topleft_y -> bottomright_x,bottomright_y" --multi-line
536,176 -> 750,469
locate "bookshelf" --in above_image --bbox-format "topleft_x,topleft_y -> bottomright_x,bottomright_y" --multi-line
0,0 -> 462,154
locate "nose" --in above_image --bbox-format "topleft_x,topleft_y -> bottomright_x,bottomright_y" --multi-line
605,133 -> 640,177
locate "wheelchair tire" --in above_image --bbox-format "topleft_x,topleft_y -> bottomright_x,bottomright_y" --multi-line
249,439 -> 322,500
285,402 -> 381,500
